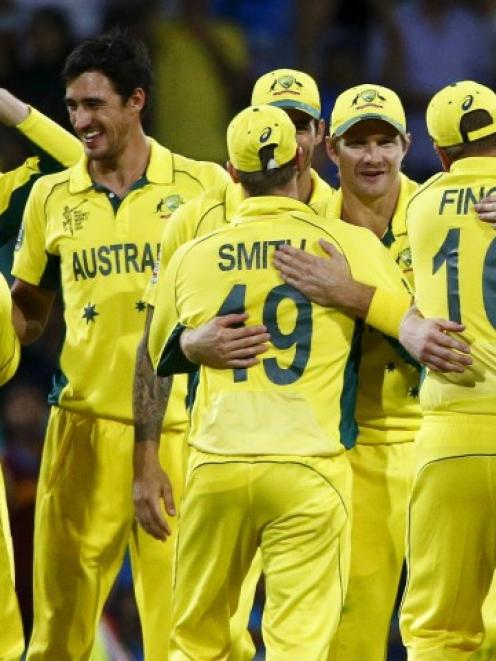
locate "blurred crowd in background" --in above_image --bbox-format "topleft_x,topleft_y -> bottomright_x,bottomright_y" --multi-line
0,0 -> 495,658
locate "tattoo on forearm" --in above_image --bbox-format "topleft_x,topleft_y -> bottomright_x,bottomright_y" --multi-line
133,331 -> 172,444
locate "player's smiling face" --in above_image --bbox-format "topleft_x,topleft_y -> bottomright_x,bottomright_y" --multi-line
328,119 -> 409,200
65,71 -> 142,161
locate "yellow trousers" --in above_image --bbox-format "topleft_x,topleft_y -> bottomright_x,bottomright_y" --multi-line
27,407 -> 255,661
0,464 -> 24,660
328,441 -> 415,661
170,451 -> 352,661
400,415 -> 496,660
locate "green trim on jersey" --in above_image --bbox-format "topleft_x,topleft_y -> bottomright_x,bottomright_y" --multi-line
339,320 -> 363,449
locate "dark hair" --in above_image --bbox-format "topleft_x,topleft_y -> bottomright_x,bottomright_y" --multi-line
61,28 -> 153,113
237,145 -> 297,196
444,109 -> 496,160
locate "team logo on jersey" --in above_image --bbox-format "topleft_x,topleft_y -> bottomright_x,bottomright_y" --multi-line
14,225 -> 24,251
270,74 -> 303,97
352,89 -> 387,110
62,201 -> 89,235
155,194 -> 184,219
397,247 -> 412,270
462,94 -> 474,111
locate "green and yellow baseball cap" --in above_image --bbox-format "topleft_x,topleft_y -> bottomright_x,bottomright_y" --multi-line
227,104 -> 297,173
251,68 -> 321,120
426,81 -> 496,147
330,84 -> 407,137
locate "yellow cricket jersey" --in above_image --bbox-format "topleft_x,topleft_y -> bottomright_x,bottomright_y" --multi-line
0,273 -> 19,385
328,173 -> 421,445
0,107 -> 81,246
149,196 -> 410,457
12,138 -> 229,424
146,166 -> 334,306
408,156 -> 496,417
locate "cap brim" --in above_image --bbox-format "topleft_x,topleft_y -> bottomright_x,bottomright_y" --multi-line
333,113 -> 406,137
268,99 -> 320,120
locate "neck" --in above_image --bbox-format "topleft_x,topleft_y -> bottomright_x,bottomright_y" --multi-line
88,128 -> 150,198
297,167 -> 313,204
340,178 -> 401,239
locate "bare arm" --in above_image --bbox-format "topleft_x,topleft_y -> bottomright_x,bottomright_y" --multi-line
399,304 -> 472,372
133,306 -> 175,541
273,239 -> 374,318
0,88 -> 29,127
180,313 -> 270,368
11,279 -> 56,345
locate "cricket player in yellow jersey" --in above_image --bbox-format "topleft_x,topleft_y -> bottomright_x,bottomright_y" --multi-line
399,81 -> 496,660
272,84 -> 421,661
0,273 -> 23,660
11,30 -> 228,661
135,69 -> 333,660
0,88 -> 81,245
145,104 -> 412,660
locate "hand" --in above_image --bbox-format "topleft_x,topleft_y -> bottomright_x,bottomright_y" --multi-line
273,239 -> 374,317
273,239 -> 352,307
133,441 -> 175,541
474,195 -> 496,225
180,313 -> 270,369
400,308 -> 472,372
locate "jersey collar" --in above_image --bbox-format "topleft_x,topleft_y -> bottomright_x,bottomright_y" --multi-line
68,137 -> 176,194
232,196 -> 313,224
449,156 -> 496,178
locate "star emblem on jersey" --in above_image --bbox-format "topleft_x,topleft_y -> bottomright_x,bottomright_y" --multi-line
385,362 -> 396,372
82,303 -> 99,324
135,300 -> 147,312
408,386 -> 419,399
155,194 -> 184,218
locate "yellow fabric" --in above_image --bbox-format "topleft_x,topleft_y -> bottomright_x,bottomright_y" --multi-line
400,416 -> 496,660
0,465 -> 24,660
251,68 -> 321,120
426,81 -> 496,147
330,84 -> 407,137
152,19 -> 248,163
0,157 -> 39,214
149,195 -> 409,457
16,106 -> 82,168
327,174 -> 421,445
170,450 -> 351,660
328,442 -> 415,661
0,274 -> 19,386
27,408 -> 186,661
408,157 -> 496,417
228,105 -> 297,173
12,138 -> 228,425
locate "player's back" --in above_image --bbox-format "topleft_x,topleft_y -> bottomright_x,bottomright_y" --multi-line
152,196 -> 406,458
408,157 -> 496,415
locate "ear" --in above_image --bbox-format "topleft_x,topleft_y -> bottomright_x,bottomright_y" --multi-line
227,161 -> 240,183
434,144 -> 451,171
128,87 -> 146,113
315,118 -> 325,146
401,132 -> 412,158
325,135 -> 339,167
